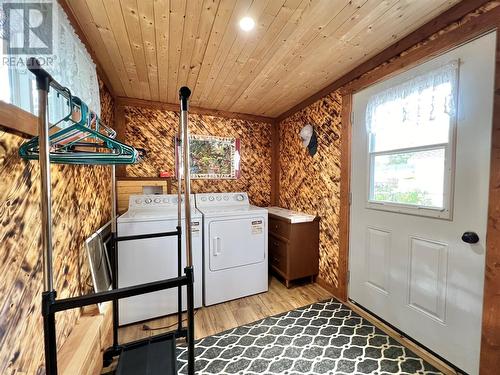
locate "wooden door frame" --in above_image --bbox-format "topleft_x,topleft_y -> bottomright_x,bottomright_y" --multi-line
338,7 -> 500,374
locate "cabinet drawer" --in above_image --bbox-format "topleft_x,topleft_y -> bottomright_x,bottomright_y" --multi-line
269,217 -> 291,239
269,237 -> 288,274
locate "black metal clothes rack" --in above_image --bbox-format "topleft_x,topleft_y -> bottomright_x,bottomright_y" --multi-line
26,58 -> 195,375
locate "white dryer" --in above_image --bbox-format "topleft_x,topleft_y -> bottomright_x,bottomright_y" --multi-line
117,194 -> 203,325
195,192 -> 268,306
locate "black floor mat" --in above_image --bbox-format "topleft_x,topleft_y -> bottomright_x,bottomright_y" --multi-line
176,299 -> 442,374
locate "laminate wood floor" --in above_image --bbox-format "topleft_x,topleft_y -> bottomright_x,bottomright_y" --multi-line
118,277 -> 333,344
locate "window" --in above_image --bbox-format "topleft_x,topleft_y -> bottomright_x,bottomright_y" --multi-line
0,38 -> 11,104
365,62 -> 459,218
0,1 -> 101,126
1,7 -> 40,115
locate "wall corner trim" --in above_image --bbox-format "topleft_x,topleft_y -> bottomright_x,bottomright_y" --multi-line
270,120 -> 281,206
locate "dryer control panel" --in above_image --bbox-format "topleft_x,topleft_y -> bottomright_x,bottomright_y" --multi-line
128,194 -> 196,210
195,192 -> 249,207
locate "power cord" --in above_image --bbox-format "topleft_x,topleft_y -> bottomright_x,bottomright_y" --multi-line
142,309 -> 199,331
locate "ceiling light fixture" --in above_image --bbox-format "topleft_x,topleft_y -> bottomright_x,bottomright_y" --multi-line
239,16 -> 255,32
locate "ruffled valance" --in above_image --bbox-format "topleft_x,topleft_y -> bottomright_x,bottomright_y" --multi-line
366,61 -> 459,152
0,1 -> 100,117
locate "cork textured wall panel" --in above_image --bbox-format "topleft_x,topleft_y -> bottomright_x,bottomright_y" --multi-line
0,79 -> 114,374
99,78 -> 114,127
278,93 -> 342,289
123,106 -> 272,207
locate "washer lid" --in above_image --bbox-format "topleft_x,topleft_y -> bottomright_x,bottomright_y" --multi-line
118,208 -> 202,223
197,204 -> 267,218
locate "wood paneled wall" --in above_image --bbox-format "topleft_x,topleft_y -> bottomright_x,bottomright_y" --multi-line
0,79 -> 114,374
122,106 -> 272,207
277,1 -> 500,295
278,93 -> 343,290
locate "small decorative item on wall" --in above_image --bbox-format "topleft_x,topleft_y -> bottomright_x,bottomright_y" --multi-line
175,135 -> 241,179
300,124 -> 318,156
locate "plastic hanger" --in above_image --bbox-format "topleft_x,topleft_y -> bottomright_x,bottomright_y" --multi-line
19,90 -> 140,165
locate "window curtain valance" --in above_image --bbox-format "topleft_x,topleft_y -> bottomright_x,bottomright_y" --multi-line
50,2 -> 101,115
0,1 -> 101,116
366,61 -> 459,137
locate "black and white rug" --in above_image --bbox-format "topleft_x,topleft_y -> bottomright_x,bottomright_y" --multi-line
177,299 -> 442,374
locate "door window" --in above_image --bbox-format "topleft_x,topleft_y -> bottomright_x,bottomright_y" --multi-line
365,62 -> 459,218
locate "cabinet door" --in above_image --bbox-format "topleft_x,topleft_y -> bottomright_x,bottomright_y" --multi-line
209,216 -> 266,271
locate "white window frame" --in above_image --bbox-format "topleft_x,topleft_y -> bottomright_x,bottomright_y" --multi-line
8,68 -> 34,113
364,80 -> 458,221
5,67 -> 70,126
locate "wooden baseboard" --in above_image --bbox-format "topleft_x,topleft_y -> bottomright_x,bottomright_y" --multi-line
59,302 -> 113,375
346,301 -> 461,375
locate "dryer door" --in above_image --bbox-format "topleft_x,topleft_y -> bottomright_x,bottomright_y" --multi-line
209,216 -> 266,271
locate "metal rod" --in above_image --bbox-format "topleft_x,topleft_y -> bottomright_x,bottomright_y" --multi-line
179,86 -> 195,375
111,165 -> 117,234
111,234 -> 119,348
176,90 -> 184,333
110,165 -> 119,348
50,276 -> 189,313
42,291 -> 58,375
180,87 -> 193,268
177,225 -> 183,332
43,313 -> 57,374
28,58 -> 58,375
115,230 -> 179,242
177,129 -> 182,228
37,79 -> 54,293
185,266 -> 195,375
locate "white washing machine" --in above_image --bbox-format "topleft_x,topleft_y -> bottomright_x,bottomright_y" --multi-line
117,194 -> 203,325
195,192 -> 268,306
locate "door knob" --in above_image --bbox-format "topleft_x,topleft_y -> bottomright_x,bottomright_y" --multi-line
462,232 -> 479,244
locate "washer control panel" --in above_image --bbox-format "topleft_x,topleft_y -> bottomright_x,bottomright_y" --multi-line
128,194 -> 195,210
195,192 -> 249,207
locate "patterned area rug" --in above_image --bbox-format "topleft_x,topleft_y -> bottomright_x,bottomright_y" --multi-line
177,299 -> 443,374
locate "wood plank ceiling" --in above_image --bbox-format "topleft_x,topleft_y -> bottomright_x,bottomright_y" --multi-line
64,0 -> 462,117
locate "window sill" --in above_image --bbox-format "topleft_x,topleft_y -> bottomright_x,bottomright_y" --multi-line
0,100 -> 37,138
366,201 -> 452,220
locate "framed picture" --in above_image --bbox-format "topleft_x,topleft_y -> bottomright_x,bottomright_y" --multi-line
175,135 -> 241,179
85,221 -> 112,313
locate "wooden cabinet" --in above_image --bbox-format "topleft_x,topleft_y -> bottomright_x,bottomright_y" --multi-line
267,208 -> 319,288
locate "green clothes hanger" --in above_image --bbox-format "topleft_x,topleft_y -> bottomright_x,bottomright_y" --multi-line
19,87 -> 140,165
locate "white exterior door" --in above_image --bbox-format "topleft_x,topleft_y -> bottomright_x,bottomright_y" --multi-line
349,32 -> 496,375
